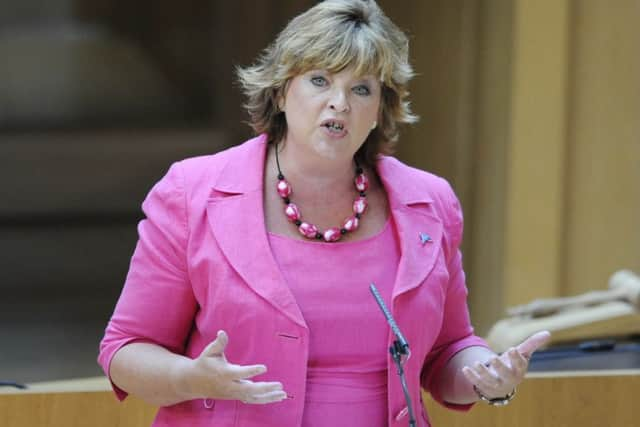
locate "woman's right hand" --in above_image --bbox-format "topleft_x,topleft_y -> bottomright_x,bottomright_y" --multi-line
173,330 -> 287,404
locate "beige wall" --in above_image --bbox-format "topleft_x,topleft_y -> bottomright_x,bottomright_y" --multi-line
383,0 -> 640,334
563,0 -> 640,297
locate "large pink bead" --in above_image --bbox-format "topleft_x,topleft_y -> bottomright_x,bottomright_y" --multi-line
298,222 -> 318,238
284,203 -> 301,222
343,215 -> 359,232
323,227 -> 342,242
277,179 -> 292,198
353,196 -> 368,215
355,174 -> 369,192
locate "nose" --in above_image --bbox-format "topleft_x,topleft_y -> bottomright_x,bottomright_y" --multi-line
329,89 -> 349,113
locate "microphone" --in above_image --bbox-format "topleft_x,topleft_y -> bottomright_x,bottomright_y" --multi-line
370,283 -> 417,427
370,283 -> 409,355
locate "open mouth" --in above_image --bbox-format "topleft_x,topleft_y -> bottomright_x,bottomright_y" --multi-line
321,120 -> 347,134
324,121 -> 344,131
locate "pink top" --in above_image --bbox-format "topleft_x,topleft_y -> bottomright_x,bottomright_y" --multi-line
98,135 -> 489,426
268,219 -> 400,427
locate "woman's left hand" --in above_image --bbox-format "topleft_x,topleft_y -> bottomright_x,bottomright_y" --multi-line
462,331 -> 551,399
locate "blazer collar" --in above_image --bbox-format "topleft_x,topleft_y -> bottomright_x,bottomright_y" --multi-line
206,134 -> 307,328
376,156 -> 434,206
376,157 -> 443,301
210,134 -> 266,194
207,136 -> 443,326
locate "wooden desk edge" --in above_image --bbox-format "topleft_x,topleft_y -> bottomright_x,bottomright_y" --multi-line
2,369 -> 638,395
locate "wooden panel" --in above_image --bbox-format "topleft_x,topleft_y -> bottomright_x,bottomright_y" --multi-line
564,0 -> 640,295
2,372 -> 638,427
425,371 -> 640,427
466,0 -> 513,334
381,0 -> 489,328
503,0 -> 571,306
383,0 -> 479,193
0,392 -> 156,427
462,0 -> 640,333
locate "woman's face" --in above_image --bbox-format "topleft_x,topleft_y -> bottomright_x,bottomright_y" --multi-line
280,67 -> 381,161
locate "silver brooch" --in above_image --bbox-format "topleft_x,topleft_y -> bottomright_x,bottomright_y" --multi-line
420,232 -> 432,245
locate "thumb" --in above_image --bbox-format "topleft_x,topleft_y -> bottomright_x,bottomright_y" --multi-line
516,330 -> 551,358
201,330 -> 228,358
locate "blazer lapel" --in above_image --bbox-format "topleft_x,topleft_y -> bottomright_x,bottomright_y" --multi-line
205,136 -> 307,328
377,158 -> 444,301
389,203 -> 444,300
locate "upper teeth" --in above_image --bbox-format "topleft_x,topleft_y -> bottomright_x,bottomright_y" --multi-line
327,122 -> 343,130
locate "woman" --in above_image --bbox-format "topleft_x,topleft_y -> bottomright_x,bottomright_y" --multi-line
99,1 -> 549,426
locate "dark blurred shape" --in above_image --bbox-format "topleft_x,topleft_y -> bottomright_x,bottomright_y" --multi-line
0,24 -> 188,128
529,338 -> 640,371
0,0 -> 213,130
0,0 -> 313,385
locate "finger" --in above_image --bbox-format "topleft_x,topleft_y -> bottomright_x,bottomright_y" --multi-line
226,363 -> 268,380
476,361 -> 505,389
489,357 -> 515,384
241,390 -> 288,405
201,330 -> 229,358
232,379 -> 284,395
476,361 -> 499,380
462,365 -> 496,396
230,380 -> 285,402
506,347 -> 528,374
516,330 -> 551,358
462,365 -> 483,385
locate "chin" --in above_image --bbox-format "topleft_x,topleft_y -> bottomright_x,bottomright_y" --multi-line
311,139 -> 358,161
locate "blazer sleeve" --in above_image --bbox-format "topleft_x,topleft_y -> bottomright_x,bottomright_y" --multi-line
420,180 -> 489,410
98,162 -> 197,400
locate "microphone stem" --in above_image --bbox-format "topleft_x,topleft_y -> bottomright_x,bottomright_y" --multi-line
391,342 -> 417,427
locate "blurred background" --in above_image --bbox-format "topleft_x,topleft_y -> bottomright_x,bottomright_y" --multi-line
0,0 -> 638,384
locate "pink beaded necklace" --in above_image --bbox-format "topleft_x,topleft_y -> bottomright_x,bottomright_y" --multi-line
274,143 -> 369,243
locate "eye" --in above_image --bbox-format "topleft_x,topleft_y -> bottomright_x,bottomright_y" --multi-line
353,85 -> 371,96
310,76 -> 328,87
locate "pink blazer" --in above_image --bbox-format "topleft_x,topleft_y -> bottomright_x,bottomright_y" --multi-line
99,134 -> 487,427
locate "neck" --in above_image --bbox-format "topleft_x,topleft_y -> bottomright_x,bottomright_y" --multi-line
271,141 -> 359,199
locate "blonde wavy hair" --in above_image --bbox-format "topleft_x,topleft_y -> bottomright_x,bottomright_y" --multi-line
237,0 -> 417,167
